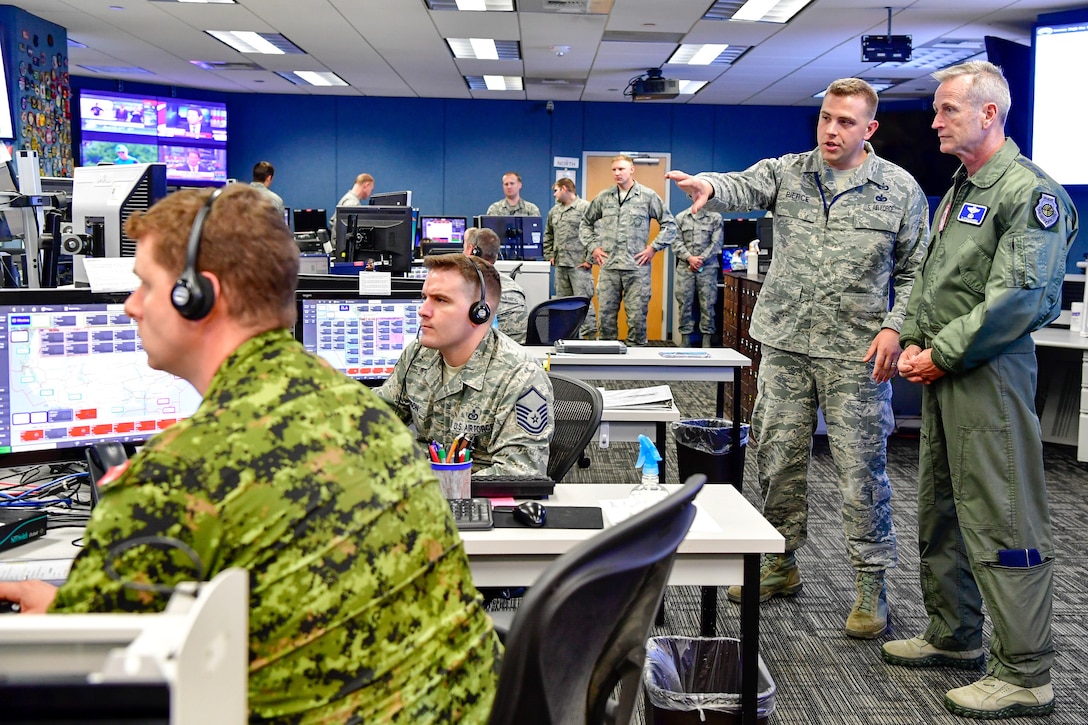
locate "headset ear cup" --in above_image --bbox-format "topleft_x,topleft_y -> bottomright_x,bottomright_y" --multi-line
171,271 -> 215,321
469,300 -> 491,325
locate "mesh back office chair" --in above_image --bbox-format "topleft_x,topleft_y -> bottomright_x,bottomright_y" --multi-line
487,474 -> 706,725
526,296 -> 591,347
547,372 -> 603,482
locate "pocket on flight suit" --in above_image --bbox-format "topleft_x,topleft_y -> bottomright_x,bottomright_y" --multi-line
951,425 -> 1016,530
1007,232 -> 1048,289
955,237 -> 994,296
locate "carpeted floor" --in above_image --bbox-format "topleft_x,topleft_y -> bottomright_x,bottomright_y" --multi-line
502,374 -> 1088,724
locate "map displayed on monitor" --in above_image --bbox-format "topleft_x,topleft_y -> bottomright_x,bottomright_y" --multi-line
298,297 -> 421,384
0,297 -> 201,460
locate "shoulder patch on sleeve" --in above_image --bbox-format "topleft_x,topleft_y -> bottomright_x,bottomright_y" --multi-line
1033,192 -> 1059,229
515,386 -> 549,435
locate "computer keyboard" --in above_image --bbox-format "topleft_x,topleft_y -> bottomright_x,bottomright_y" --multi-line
448,498 -> 494,531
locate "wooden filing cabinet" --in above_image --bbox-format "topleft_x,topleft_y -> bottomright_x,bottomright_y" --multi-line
721,271 -> 764,422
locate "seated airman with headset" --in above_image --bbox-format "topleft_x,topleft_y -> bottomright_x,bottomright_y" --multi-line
376,253 -> 552,477
462,227 -> 528,344
0,185 -> 501,723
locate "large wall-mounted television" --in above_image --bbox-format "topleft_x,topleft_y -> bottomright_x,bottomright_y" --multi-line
0,289 -> 202,466
78,90 -> 228,187
1032,16 -> 1088,186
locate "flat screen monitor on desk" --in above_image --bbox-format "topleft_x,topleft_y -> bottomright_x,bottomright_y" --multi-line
369,190 -> 412,207
296,291 -> 422,386
0,289 -> 202,466
420,216 -> 467,246
474,216 -> 544,260
293,208 -> 328,234
334,205 -> 415,274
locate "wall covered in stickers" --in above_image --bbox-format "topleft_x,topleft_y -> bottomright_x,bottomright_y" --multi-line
0,5 -> 71,177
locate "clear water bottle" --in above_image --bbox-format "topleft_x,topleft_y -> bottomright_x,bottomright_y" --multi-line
630,434 -> 669,505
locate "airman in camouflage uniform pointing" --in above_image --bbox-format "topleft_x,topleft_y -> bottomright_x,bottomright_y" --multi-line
669,78 -> 930,640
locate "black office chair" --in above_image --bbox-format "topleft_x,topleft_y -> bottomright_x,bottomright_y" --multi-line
488,474 -> 706,725
526,295 -> 592,346
547,372 -> 603,482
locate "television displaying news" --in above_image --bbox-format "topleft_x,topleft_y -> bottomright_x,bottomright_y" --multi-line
77,90 -> 228,187
160,145 -> 228,184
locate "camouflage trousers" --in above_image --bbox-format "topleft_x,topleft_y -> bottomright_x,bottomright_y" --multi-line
597,266 -> 652,346
752,345 -> 897,572
554,264 -> 597,339
674,264 -> 719,335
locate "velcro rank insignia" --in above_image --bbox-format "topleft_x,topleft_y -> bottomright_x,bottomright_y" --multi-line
516,386 -> 549,435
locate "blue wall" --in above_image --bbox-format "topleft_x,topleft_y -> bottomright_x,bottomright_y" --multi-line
69,76 -> 1087,272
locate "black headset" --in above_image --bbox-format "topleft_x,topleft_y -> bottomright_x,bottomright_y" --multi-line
171,187 -> 223,321
466,257 -> 491,325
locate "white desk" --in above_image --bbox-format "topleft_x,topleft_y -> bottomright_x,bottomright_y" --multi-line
529,346 -> 752,484
464,483 -> 783,725
599,403 -> 681,482
1032,326 -> 1088,463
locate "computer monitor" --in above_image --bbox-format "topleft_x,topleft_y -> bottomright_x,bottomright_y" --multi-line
295,291 -> 422,386
0,289 -> 202,466
334,205 -> 415,274
368,190 -> 412,207
474,215 -> 544,260
293,208 -> 328,234
419,216 -> 467,245
69,163 -> 169,285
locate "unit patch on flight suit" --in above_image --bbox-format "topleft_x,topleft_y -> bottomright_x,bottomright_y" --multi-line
1033,193 -> 1059,229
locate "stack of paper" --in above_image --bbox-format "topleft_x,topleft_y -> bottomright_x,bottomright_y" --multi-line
599,385 -> 674,409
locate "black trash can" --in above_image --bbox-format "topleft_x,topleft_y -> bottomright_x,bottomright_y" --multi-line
672,419 -> 749,486
643,636 -> 776,724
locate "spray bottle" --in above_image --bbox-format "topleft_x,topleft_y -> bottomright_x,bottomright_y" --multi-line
631,434 -> 669,503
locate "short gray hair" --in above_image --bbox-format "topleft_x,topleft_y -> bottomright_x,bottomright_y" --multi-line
932,61 -> 1011,124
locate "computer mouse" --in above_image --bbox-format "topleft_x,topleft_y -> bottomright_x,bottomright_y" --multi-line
513,501 -> 547,527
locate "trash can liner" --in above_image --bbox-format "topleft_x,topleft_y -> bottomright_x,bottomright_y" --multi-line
643,636 -> 775,721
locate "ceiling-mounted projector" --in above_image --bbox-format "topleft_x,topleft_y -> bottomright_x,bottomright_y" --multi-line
862,34 -> 912,63
631,69 -> 679,100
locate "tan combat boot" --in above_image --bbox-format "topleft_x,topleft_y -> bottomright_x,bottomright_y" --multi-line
726,552 -> 802,603
845,570 -> 888,639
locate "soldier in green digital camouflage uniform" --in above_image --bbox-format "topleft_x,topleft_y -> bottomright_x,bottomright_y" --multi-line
464,227 -> 528,344
545,177 -> 596,338
581,155 -> 678,346
673,206 -> 724,347
485,171 -> 541,217
377,253 -> 553,478
886,61 -> 1077,720
0,185 -> 501,724
669,78 -> 930,639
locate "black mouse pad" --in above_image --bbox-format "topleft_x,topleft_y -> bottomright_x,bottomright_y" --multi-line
493,506 -> 604,529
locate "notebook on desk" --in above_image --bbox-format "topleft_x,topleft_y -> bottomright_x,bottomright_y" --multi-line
471,476 -> 555,499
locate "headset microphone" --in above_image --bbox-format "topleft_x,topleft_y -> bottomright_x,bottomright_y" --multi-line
171,187 -> 224,321
466,257 -> 492,325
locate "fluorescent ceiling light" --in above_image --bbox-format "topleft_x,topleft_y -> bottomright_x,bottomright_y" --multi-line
465,75 -> 523,91
206,30 -> 305,55
813,79 -> 895,98
678,80 -> 707,94
276,71 -> 348,87
669,44 -> 729,65
470,38 -> 499,60
706,0 -> 813,24
732,0 -> 778,21
175,0 -> 235,4
425,0 -> 515,9
447,38 -> 520,60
